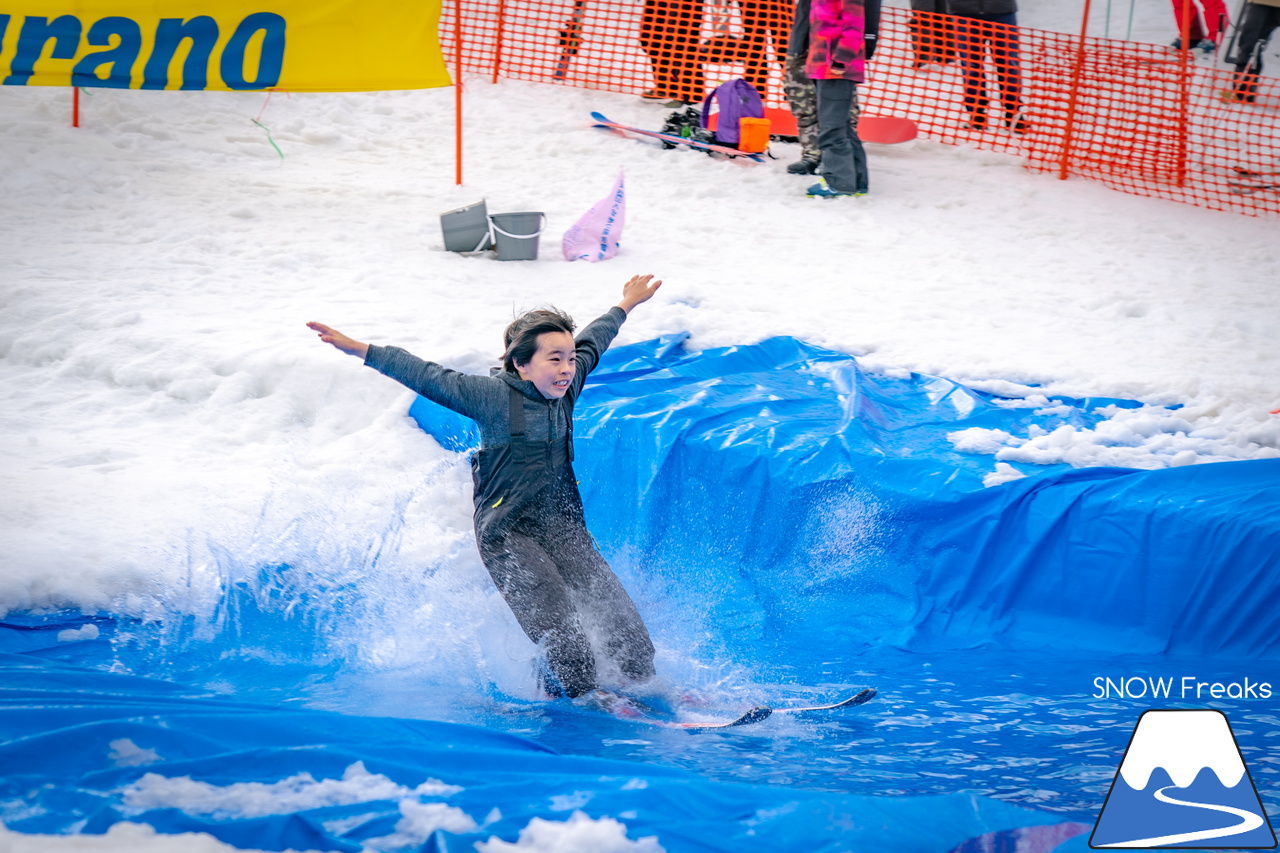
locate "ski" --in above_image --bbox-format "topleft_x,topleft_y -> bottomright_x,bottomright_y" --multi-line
659,706 -> 773,730
574,689 -> 773,730
554,0 -> 588,80
651,686 -> 876,730
577,686 -> 874,731
590,111 -> 765,162
1226,166 -> 1279,195
1232,166 -> 1280,177
1228,181 -> 1279,195
771,686 -> 877,714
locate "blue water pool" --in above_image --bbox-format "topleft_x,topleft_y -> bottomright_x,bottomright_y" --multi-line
3,337 -> 1277,852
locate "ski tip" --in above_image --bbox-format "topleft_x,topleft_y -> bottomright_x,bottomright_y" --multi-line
733,706 -> 773,726
772,687 -> 878,714
677,705 -> 773,732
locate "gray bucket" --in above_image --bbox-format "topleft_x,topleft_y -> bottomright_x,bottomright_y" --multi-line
489,212 -> 546,261
440,200 -> 493,252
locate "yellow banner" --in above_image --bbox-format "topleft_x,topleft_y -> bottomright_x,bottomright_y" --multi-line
1,1 -> 451,91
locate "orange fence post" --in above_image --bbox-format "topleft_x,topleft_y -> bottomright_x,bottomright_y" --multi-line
1176,0 -> 1193,187
492,0 -> 508,84
1057,0 -> 1093,181
72,87 -> 80,128
455,4 -> 465,186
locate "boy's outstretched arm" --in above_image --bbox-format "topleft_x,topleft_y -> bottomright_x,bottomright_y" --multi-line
307,322 -> 369,359
616,274 -> 663,315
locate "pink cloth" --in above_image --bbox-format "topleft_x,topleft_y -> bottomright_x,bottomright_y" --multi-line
806,0 -> 869,81
562,171 -> 625,262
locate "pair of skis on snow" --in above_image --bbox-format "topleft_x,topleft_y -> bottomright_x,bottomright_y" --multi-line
592,111 -> 766,161
582,686 -> 877,731
1227,166 -> 1280,195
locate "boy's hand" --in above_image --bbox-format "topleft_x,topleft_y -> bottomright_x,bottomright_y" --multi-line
617,274 -> 663,314
308,322 -> 369,359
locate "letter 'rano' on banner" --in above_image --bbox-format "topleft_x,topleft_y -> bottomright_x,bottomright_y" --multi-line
0,0 -> 451,92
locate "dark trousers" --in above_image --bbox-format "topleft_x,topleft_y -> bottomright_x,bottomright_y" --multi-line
954,12 -> 1023,120
815,78 -> 868,194
640,0 -> 707,102
784,51 -> 859,161
737,0 -> 790,96
909,10 -> 955,67
479,481 -> 655,698
1232,3 -> 1280,99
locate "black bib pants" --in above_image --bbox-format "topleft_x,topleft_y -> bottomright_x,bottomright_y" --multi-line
473,387 -> 656,698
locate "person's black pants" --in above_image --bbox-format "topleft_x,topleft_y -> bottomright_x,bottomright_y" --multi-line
954,13 -> 1023,121
478,483 -> 655,698
1232,3 -> 1280,100
815,78 -> 869,194
640,0 -> 707,101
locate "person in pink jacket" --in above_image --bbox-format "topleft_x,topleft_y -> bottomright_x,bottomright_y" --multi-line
789,0 -> 881,197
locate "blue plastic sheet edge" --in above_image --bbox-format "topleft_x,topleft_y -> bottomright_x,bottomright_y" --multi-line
4,334 -> 1273,852
411,334 -> 1280,661
0,651 -> 1089,852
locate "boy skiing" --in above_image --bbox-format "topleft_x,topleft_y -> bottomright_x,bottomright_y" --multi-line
308,274 -> 663,700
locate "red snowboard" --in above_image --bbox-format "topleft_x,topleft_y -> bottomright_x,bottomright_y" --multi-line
709,106 -> 918,144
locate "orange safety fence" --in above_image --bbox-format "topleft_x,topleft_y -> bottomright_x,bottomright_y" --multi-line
440,1 -> 1280,217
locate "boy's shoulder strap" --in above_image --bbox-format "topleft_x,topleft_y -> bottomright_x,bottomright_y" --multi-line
508,384 -> 526,439
506,383 -> 574,461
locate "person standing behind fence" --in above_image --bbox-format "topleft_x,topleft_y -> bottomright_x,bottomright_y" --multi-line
909,0 -> 955,68
1169,0 -> 1229,54
641,0 -> 708,104
922,0 -> 1025,133
737,0 -> 792,96
791,0 -> 880,197
1229,0 -> 1280,102
782,41 -> 861,174
697,0 -> 788,99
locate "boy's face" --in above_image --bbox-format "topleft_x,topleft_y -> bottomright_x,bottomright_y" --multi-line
516,331 -> 576,399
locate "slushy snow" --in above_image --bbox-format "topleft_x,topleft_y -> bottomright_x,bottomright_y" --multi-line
475,811 -> 665,853
3,70 -> 1275,623
1,0 -> 1277,849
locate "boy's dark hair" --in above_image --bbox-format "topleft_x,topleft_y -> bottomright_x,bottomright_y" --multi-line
502,308 -> 576,372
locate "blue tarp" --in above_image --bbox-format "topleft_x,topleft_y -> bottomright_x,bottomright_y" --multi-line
414,335 -> 1280,661
5,335 -> 1277,851
0,651 -> 1083,851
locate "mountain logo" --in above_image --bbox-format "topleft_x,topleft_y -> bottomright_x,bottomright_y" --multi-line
1091,709 -> 1276,848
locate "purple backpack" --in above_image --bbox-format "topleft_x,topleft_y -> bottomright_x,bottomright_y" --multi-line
700,79 -> 764,145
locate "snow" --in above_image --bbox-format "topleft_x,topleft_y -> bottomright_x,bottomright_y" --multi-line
475,811 -> 665,853
1118,711 -> 1245,790
120,762 -> 463,820
363,800 -> 480,851
0,0 -> 1277,848
3,74 -> 1274,624
0,822 -> 327,853
108,738 -> 162,768
57,623 -> 101,642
